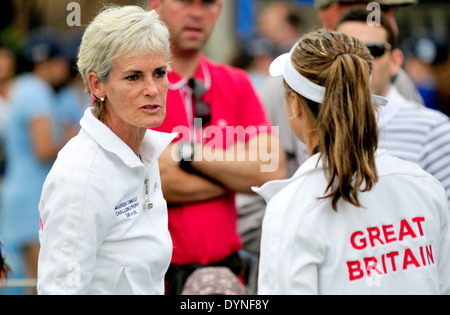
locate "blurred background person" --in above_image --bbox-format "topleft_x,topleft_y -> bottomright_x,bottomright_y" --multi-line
316,0 -> 424,105
257,1 -> 307,176
403,36 -> 449,113
56,29 -> 90,129
257,0 -> 304,56
231,35 -> 277,89
234,0 -> 306,293
0,44 -> 16,180
0,28 -> 77,294
0,44 -> 15,136
336,7 -> 450,206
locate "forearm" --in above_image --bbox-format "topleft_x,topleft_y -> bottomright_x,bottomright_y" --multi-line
160,165 -> 228,204
158,144 -> 228,204
191,134 -> 286,193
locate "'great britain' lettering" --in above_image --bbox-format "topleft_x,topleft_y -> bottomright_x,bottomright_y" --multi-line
346,217 -> 434,282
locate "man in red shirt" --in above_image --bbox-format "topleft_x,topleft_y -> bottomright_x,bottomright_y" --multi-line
149,0 -> 286,294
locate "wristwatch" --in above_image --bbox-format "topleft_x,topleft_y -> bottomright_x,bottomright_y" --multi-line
178,142 -> 196,174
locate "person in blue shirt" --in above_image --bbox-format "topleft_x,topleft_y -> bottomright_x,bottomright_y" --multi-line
0,28 -> 77,293
56,29 -> 90,128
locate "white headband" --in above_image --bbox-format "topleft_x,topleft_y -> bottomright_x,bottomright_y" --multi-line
269,47 -> 388,106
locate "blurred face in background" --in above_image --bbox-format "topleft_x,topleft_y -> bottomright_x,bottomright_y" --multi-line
336,21 -> 402,96
0,48 -> 15,83
257,2 -> 300,47
150,0 -> 222,55
46,57 -> 70,88
319,3 -> 399,35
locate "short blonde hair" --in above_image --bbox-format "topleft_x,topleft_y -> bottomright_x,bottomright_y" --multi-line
77,5 -> 170,116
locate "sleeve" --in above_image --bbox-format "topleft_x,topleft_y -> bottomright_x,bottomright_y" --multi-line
421,114 -> 450,205
37,165 -> 113,295
26,87 -> 53,121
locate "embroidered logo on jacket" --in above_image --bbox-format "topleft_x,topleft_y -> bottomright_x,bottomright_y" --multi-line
115,197 -> 139,218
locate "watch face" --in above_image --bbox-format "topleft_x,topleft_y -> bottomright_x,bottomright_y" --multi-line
179,142 -> 194,161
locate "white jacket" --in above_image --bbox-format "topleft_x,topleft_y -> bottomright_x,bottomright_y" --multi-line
254,150 -> 450,295
38,108 -> 177,295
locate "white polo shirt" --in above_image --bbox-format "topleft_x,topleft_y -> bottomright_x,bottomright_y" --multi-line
378,87 -> 450,205
38,108 -> 177,295
254,150 -> 450,295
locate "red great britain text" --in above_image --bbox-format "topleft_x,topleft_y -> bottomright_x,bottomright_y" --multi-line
346,216 -> 434,282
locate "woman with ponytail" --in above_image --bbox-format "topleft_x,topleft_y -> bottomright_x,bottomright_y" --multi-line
254,29 -> 450,295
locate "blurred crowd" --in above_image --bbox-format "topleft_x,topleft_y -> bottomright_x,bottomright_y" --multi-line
0,27 -> 89,294
232,1 -> 449,113
0,0 -> 448,295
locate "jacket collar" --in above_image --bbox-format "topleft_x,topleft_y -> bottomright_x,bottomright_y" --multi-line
80,108 -> 177,168
253,150 -> 387,203
253,153 -> 323,203
140,128 -> 178,166
376,87 -> 403,129
168,54 -> 211,91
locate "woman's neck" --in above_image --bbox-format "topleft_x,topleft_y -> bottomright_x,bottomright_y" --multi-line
102,113 -> 146,157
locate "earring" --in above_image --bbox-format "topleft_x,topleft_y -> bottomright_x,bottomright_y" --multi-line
100,97 -> 105,102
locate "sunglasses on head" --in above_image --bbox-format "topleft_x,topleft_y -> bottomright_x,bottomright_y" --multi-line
365,42 -> 392,59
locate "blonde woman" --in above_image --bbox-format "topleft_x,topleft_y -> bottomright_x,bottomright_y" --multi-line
254,29 -> 450,295
37,6 -> 176,295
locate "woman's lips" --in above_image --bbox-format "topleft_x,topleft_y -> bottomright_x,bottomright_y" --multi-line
140,104 -> 161,113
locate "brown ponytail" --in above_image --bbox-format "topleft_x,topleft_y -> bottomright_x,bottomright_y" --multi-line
287,29 -> 379,211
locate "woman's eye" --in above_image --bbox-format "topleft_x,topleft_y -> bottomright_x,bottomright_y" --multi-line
155,70 -> 167,79
126,75 -> 140,81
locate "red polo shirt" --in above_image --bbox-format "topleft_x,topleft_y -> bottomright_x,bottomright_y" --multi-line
152,55 -> 272,266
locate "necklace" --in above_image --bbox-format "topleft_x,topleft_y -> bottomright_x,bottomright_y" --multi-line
144,177 -> 153,210
140,152 -> 153,210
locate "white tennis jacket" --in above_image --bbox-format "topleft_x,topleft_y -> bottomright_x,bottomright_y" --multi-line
38,108 -> 177,295
254,150 -> 450,295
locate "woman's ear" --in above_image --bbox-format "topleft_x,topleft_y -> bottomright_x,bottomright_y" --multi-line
287,92 -> 301,120
88,71 -> 105,100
